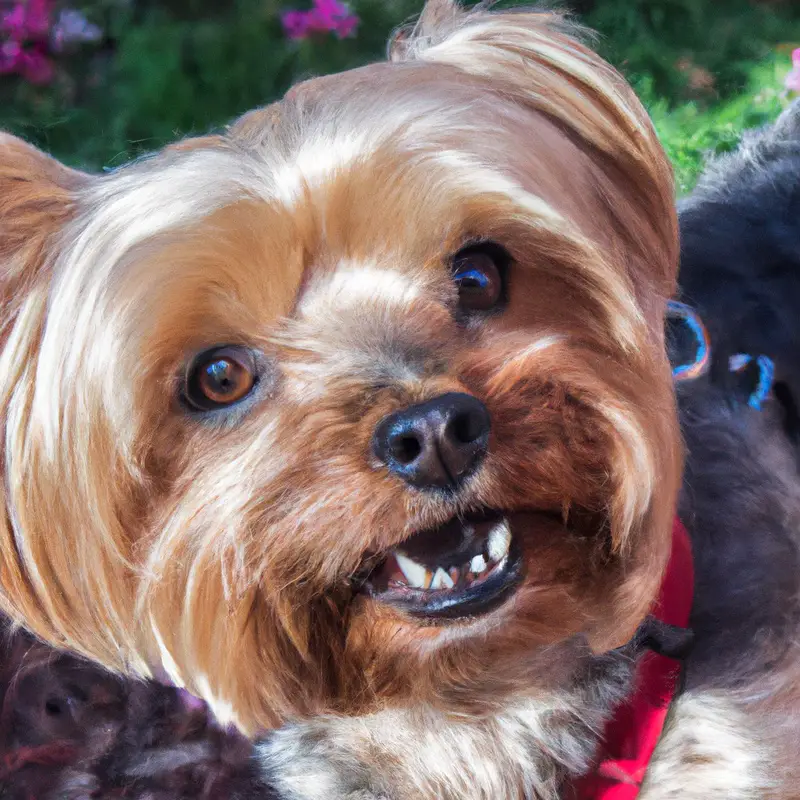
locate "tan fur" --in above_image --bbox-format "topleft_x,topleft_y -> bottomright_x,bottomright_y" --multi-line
642,692 -> 774,800
263,685 -> 625,799
0,0 -> 692,792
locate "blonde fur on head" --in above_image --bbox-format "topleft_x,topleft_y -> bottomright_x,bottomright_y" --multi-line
0,0 -> 679,753
390,0 -> 676,285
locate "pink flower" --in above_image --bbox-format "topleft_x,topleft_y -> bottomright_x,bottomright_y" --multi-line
0,0 -> 55,83
785,48 -> 800,93
17,45 -> 52,83
331,11 -> 358,38
1,0 -> 52,40
281,9 -> 310,40
281,0 -> 359,41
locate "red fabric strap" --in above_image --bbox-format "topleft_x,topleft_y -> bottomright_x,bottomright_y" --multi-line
572,517 -> 694,799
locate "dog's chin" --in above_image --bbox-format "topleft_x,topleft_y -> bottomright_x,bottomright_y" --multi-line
360,510 -> 569,622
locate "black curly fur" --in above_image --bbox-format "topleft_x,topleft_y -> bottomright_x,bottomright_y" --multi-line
678,100 -> 800,444
0,629 -> 276,799
675,100 -> 800,692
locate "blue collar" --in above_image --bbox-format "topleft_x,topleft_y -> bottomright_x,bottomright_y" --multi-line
667,300 -> 774,411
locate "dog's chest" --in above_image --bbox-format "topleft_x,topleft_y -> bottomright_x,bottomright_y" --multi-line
259,655 -> 636,799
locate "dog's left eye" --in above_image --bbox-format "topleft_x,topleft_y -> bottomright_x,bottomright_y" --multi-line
184,346 -> 257,411
452,243 -> 509,312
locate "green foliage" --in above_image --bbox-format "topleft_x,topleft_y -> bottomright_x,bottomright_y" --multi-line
574,0 -> 800,193
1,0 -> 799,190
644,57 -> 793,194
581,0 -> 800,103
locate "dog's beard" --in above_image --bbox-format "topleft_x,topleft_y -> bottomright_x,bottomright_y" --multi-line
137,309 -> 676,730
0,0 -> 680,736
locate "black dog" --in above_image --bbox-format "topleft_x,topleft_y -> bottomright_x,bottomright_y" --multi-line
678,99 -> 800,446
654,100 -> 800,797
676,99 -> 800,691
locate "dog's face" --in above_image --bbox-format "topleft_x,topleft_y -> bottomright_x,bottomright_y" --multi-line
0,1 -> 679,733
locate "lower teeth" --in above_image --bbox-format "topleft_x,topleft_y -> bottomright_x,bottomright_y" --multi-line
430,567 -> 454,590
388,546 -> 509,590
470,554 -> 487,574
379,518 -> 513,592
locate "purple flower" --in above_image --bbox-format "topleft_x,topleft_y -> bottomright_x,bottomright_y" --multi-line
0,37 -> 22,74
786,48 -> 800,93
281,0 -> 359,41
0,2 -> 102,84
51,8 -> 102,52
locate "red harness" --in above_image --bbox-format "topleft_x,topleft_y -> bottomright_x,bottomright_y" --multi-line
573,517 -> 694,799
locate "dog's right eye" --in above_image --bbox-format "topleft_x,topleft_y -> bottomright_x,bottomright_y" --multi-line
184,346 -> 257,411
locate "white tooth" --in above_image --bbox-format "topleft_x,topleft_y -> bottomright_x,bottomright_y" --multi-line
395,553 -> 429,589
486,520 -> 512,562
430,567 -> 454,590
470,554 -> 488,574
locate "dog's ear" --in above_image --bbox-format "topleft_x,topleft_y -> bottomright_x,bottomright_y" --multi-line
0,137 -> 96,654
388,0 -> 462,58
0,134 -> 92,294
389,0 -> 661,173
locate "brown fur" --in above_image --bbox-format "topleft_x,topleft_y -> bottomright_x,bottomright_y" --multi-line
0,1 -> 697,796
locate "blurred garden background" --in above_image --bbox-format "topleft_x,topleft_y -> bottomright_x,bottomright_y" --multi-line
2,0 -> 800,194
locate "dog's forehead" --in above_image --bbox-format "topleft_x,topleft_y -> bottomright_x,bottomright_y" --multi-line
246,63 -> 586,204
71,63 -> 621,365
220,68 -> 598,322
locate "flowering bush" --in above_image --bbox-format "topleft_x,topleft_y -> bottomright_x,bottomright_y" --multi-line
0,0 -> 799,184
282,0 -> 358,41
1,0 -> 53,83
0,0 -> 100,84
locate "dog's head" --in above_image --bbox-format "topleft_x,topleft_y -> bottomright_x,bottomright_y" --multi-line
0,0 -> 679,733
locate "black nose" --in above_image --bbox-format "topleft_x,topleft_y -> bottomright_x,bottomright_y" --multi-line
372,392 -> 491,490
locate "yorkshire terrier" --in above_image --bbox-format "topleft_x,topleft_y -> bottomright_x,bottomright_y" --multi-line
2,2 -> 800,798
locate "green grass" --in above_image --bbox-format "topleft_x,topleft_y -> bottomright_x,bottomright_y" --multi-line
2,0 -> 800,192
645,57 -> 793,194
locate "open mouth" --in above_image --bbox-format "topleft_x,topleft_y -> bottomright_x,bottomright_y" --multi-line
364,511 -> 523,620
